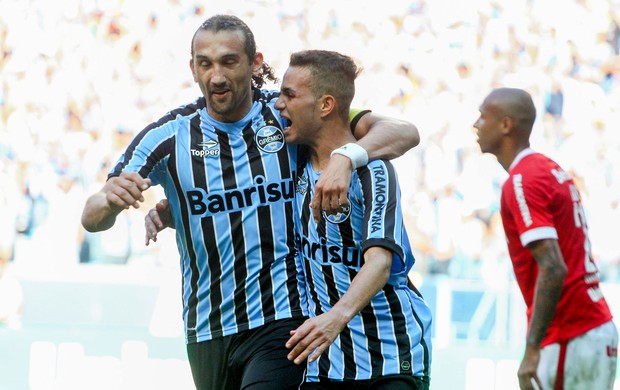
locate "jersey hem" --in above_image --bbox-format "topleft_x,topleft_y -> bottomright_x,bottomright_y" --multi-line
185,309 -> 307,344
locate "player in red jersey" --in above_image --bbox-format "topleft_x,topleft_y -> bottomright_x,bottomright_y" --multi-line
474,87 -> 618,390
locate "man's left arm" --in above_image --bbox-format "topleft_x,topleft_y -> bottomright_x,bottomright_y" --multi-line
351,111 -> 420,160
311,113 -> 419,218
285,246 -> 392,365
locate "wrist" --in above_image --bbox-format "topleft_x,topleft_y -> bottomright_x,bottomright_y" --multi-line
525,338 -> 541,349
330,143 -> 369,170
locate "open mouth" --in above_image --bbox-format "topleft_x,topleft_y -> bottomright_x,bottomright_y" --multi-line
210,89 -> 230,99
281,116 -> 292,131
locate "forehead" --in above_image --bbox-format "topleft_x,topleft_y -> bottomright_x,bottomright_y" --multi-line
282,66 -> 312,90
192,29 -> 247,59
479,97 -> 499,114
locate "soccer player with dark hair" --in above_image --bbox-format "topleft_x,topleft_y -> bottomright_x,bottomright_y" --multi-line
81,14 -> 420,390
474,87 -> 617,389
276,49 -> 432,389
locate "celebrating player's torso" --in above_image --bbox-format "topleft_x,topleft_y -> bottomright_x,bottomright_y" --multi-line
109,88 -> 307,343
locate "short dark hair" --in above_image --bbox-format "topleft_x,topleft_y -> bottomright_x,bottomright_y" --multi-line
289,50 -> 360,118
490,88 -> 537,131
191,14 -> 277,88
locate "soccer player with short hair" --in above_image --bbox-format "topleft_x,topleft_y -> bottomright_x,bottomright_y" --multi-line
276,49 -> 432,389
474,87 -> 617,390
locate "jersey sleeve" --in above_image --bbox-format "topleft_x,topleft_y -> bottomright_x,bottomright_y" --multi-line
504,171 -> 559,247
358,160 -> 406,266
348,108 -> 372,133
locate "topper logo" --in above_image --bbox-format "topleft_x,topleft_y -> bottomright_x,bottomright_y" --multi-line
192,139 -> 220,158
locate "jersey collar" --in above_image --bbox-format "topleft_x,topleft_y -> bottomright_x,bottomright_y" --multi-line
509,148 -> 536,171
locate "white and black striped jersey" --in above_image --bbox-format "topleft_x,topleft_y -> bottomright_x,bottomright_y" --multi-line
109,89 -> 308,343
294,158 -> 433,381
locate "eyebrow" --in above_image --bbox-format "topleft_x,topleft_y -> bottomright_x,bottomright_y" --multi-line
280,86 -> 295,95
194,53 -> 241,61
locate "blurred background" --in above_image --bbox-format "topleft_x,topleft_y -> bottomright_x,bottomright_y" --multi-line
1,0 -> 620,389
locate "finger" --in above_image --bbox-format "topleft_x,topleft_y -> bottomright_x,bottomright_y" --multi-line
106,191 -> 132,210
121,171 -> 151,191
312,206 -> 322,223
144,218 -> 159,245
145,233 -> 157,246
292,338 -> 324,365
149,209 -> 165,230
156,199 -> 169,211
321,195 -> 332,214
112,180 -> 145,207
307,344 -> 328,363
330,196 -> 339,211
532,376 -> 543,390
155,199 -> 173,227
292,348 -> 313,365
286,327 -> 306,349
310,191 -> 321,211
310,191 -> 323,222
287,337 -> 310,363
518,375 -> 534,390
121,173 -> 151,200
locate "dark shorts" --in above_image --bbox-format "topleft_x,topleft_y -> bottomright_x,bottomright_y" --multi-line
187,317 -> 307,390
302,374 -> 430,390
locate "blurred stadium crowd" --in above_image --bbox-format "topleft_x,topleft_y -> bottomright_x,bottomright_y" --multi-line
2,0 -> 620,287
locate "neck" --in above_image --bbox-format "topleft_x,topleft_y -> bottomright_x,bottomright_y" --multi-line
498,144 -> 529,172
309,121 -> 356,171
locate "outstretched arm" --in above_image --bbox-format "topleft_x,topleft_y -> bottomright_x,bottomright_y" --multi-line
285,246 -> 392,364
81,172 -> 151,232
518,238 -> 567,390
311,112 -> 420,220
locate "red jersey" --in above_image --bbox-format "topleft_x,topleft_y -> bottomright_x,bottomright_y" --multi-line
500,149 -> 612,347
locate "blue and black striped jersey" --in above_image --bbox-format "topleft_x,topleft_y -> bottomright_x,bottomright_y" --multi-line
294,159 -> 432,381
109,88 -> 308,343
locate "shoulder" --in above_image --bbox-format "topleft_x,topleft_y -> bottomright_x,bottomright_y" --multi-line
167,97 -> 206,119
510,152 -> 556,174
502,153 -> 564,207
510,153 -> 564,186
147,97 -> 205,130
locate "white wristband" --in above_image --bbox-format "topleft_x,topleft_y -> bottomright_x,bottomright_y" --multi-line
330,143 -> 369,169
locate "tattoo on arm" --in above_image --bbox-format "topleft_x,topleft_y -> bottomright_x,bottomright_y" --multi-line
526,239 -> 568,347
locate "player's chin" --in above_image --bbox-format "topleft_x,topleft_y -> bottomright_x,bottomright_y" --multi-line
283,127 -> 300,144
475,139 -> 485,153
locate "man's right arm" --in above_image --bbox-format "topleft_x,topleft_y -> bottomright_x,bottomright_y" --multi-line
517,238 -> 567,390
81,172 -> 151,232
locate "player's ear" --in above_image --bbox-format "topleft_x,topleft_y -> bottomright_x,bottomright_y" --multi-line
252,52 -> 264,73
500,115 -> 514,135
189,58 -> 198,82
319,95 -> 336,118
